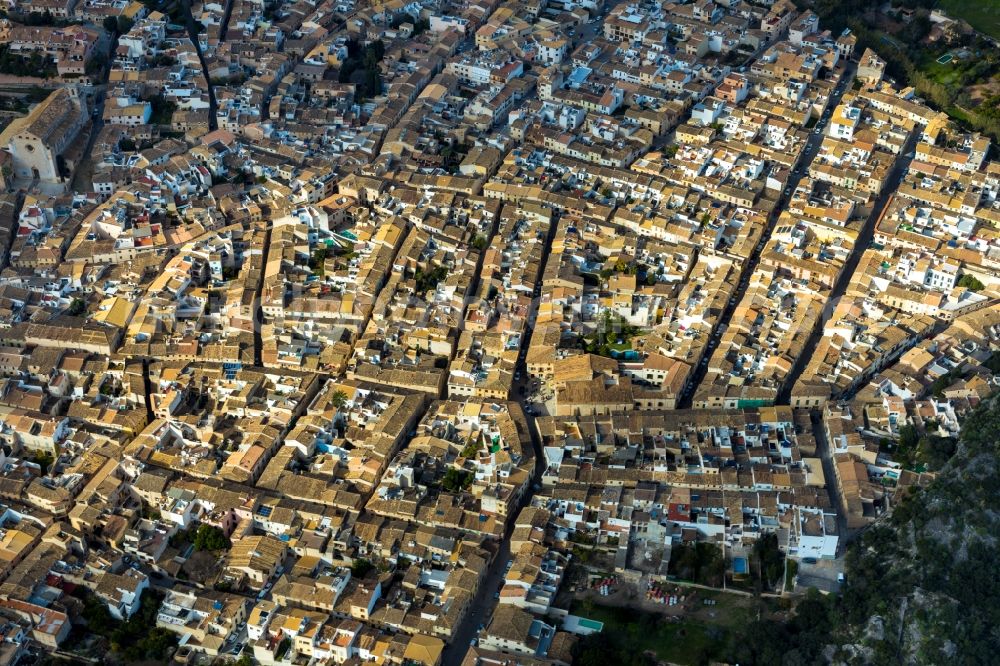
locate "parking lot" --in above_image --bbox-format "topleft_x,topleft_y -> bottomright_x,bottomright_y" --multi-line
794,557 -> 845,594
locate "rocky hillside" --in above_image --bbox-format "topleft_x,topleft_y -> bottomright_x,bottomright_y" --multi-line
725,394 -> 1000,665
836,395 -> 1000,664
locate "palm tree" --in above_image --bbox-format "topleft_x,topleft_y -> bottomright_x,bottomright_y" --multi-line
331,389 -> 349,409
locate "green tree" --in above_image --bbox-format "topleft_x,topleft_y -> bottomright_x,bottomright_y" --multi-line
31,451 -> 54,474
898,423 -> 919,449
79,589 -> 117,636
330,389 -> 349,409
68,297 -> 87,316
120,628 -> 175,661
351,558 -> 375,578
957,274 -> 984,291
148,94 -> 177,125
192,524 -> 230,551
0,45 -> 57,78
363,67 -> 382,98
915,435 -> 956,470
752,533 -> 784,590
572,627 -> 655,666
785,558 -> 798,591
365,40 -> 385,64
23,10 -> 55,26
309,246 -> 327,274
85,52 -> 107,76
983,351 -> 1000,374
76,588 -> 179,659
441,468 -> 472,493
412,265 -> 448,294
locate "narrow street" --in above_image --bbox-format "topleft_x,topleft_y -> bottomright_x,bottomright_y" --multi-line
218,0 -> 236,42
790,127 -> 921,558
810,409 -> 848,550
678,62 -> 857,408
444,60 -> 874,658
181,0 -> 218,131
251,225 -> 269,367
439,398 -> 545,666
70,88 -> 106,193
778,126 -> 921,404
439,210 -> 561,666
68,23 -> 115,194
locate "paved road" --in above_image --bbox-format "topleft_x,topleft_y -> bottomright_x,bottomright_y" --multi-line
809,409 -> 848,551
69,31 -> 112,193
678,62 -> 857,408
218,0 -> 236,42
440,212 -> 561,666
778,125 -> 921,405
180,0 -> 218,130
440,382 -> 545,666
795,556 -> 844,594
796,128 -> 919,557
70,90 -> 105,193
575,8 -> 606,44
